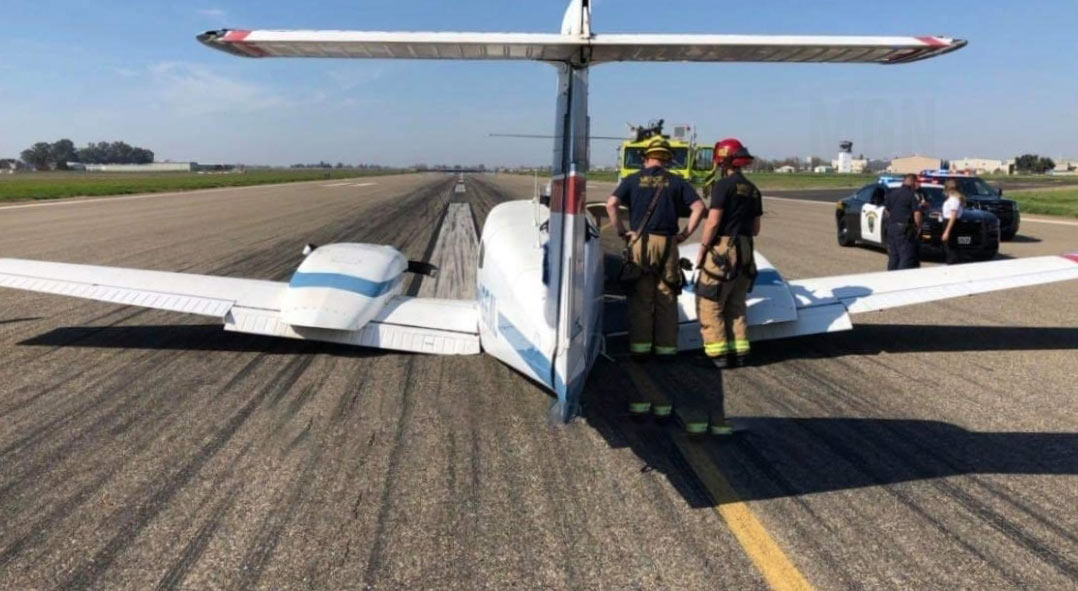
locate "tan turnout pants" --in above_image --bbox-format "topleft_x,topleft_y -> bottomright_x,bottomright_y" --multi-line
628,234 -> 681,356
697,237 -> 752,358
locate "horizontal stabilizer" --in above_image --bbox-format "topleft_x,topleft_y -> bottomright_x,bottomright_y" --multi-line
198,30 -> 964,65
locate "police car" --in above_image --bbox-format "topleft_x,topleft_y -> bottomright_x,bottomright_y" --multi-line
835,177 -> 1001,261
919,170 -> 1021,241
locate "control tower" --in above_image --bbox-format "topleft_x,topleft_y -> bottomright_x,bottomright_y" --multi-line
837,140 -> 854,174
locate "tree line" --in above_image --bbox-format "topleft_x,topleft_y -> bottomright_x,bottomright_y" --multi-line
18,139 -> 154,170
1013,154 -> 1056,174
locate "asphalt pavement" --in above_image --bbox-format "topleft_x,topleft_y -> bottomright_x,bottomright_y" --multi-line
0,173 -> 1075,590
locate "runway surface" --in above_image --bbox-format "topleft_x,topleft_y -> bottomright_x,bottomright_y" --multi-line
1,173 -> 1076,590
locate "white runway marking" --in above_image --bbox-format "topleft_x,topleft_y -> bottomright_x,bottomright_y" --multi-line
1020,216 -> 1078,227
350,182 -> 377,187
322,182 -> 354,187
763,195 -> 836,205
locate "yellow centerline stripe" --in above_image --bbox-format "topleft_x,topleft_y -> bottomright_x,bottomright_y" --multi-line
624,367 -> 814,591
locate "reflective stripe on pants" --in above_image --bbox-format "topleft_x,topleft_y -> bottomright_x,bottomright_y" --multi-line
697,238 -> 751,358
627,234 -> 681,355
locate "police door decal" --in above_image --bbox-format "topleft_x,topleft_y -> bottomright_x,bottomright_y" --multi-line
861,204 -> 884,244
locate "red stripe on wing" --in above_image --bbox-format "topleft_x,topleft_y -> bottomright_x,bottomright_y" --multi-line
221,30 -> 267,57
915,36 -> 948,47
222,30 -> 251,42
1062,253 -> 1078,264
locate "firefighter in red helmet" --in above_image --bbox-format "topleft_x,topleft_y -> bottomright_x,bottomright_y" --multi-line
695,138 -> 762,404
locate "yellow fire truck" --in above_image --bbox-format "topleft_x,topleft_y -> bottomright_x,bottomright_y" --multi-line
616,120 -> 715,188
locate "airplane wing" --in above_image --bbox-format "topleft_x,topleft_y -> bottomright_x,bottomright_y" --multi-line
788,254 -> 1078,315
197,30 -> 964,65
590,34 -> 966,64
0,259 -> 480,355
664,252 -> 1078,348
196,30 -> 580,60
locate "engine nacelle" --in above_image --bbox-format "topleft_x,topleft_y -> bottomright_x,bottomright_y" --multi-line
281,243 -> 407,331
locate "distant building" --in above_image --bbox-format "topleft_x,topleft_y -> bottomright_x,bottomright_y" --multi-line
84,162 -> 195,172
813,165 -> 834,174
888,155 -> 942,174
950,158 -> 1007,174
0,159 -> 19,174
775,165 -> 796,174
1053,159 -> 1078,174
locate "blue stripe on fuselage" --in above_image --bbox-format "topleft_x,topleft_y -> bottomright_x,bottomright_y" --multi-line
497,312 -> 564,391
288,272 -> 401,298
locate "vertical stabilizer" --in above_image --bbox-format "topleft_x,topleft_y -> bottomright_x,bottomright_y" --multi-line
560,0 -> 592,37
545,61 -> 593,422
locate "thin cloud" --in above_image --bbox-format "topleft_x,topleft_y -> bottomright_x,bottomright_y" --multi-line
148,61 -> 288,116
196,8 -> 227,23
326,67 -> 384,90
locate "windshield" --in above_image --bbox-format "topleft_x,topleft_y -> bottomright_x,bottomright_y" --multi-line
948,177 -> 999,197
918,187 -> 946,208
623,147 -> 690,171
694,148 -> 714,171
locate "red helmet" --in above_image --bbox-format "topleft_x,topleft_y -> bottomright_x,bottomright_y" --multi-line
713,138 -> 754,168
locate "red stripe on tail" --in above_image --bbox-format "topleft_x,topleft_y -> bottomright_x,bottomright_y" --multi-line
550,174 -> 586,214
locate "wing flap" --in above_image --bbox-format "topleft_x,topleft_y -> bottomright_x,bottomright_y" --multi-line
226,298 -> 480,355
789,255 -> 1078,314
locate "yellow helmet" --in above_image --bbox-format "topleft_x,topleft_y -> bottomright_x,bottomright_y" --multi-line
643,137 -> 673,161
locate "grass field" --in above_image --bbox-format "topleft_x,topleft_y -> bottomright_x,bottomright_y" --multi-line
0,169 -> 404,202
1007,187 -> 1078,218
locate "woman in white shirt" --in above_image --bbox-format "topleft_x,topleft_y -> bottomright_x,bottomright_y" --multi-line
941,179 -> 966,265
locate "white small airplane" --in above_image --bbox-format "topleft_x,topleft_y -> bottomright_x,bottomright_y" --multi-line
2,1 -> 1076,423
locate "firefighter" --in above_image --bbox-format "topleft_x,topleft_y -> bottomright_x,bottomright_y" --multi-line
606,136 -> 705,414
695,138 -> 761,368
884,174 -> 924,271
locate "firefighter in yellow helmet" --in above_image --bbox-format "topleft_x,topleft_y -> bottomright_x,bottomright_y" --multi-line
606,136 -> 705,417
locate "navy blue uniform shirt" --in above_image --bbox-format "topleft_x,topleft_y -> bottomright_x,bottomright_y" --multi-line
709,171 -> 763,237
612,166 -> 700,236
884,186 -> 921,225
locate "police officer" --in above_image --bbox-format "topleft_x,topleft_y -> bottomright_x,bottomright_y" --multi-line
884,174 -> 924,271
695,138 -> 761,368
607,136 -> 704,364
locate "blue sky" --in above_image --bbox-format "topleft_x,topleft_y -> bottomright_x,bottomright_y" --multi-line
1,0 -> 1074,166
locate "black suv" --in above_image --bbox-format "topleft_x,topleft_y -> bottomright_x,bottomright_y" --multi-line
920,173 -> 1020,240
